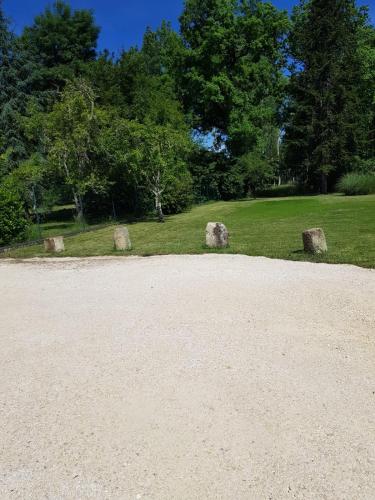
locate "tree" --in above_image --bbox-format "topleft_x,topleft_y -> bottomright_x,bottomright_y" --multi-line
180,0 -> 289,157
114,23 -> 187,129
85,51 -> 122,108
357,22 -> 375,161
284,0 -> 370,192
131,22 -> 188,128
1,154 -> 45,220
0,186 -> 29,245
138,125 -> 193,221
21,1 -> 100,90
0,2 -> 37,174
237,152 -> 274,197
101,119 -> 193,221
130,75 -> 187,129
44,80 -> 109,220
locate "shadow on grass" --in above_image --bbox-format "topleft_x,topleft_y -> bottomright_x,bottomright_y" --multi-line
43,223 -> 75,231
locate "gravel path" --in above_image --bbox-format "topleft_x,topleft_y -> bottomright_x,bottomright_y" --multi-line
1,255 -> 375,499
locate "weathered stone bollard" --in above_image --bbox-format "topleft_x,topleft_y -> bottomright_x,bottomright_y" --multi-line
114,226 -> 132,251
302,228 -> 327,254
44,236 -> 65,253
206,222 -> 229,248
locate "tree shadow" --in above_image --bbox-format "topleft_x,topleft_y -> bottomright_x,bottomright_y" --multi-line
43,223 -> 73,231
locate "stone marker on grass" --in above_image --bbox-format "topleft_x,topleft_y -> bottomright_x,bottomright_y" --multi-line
206,222 -> 229,248
302,228 -> 327,254
44,236 -> 65,253
114,226 -> 132,251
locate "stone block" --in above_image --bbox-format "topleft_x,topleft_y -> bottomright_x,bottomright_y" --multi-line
44,236 -> 65,253
114,226 -> 132,251
206,223 -> 229,248
303,228 -> 327,254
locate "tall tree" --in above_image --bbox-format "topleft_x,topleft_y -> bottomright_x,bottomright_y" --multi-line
284,0 -> 370,192
142,21 -> 185,81
0,2 -> 37,173
357,22 -> 375,163
101,119 -> 193,221
21,1 -> 100,90
115,24 -> 188,129
180,0 -> 289,157
44,79 -> 108,220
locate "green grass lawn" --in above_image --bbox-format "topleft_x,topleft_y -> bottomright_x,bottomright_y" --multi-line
3,194 -> 375,268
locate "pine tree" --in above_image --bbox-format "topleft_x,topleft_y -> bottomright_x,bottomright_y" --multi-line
0,2 -> 37,174
284,0 -> 369,192
357,22 -> 375,163
21,1 -> 100,91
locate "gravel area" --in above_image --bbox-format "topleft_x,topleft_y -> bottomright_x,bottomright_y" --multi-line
1,255 -> 375,499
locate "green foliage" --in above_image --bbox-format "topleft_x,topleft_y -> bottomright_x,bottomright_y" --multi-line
142,21 -> 185,79
357,23 -> 375,159
284,0 -> 372,192
0,187 -> 29,245
237,152 -> 275,197
84,51 -> 122,107
189,149 -> 222,202
0,5 -> 38,172
190,147 -> 276,201
114,23 -> 187,129
130,75 -> 186,128
162,169 -> 194,214
101,117 -> 193,219
218,164 -> 246,200
180,0 -> 289,156
0,148 -> 13,178
350,156 -> 375,174
21,0 -> 99,87
1,153 -> 45,214
337,173 -> 375,195
44,79 -> 110,219
258,183 -> 301,198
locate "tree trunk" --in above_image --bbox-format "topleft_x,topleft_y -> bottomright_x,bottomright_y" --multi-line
112,198 -> 117,220
73,191 -> 84,223
320,173 -> 328,194
249,183 -> 257,199
31,185 -> 42,239
62,156 -> 84,223
155,193 -> 164,223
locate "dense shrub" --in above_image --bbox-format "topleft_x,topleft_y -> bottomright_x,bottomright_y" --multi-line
336,173 -> 375,195
162,170 -> 194,214
351,157 -> 375,175
258,183 -> 300,198
257,183 -> 318,197
219,166 -> 246,200
236,153 -> 275,198
0,189 -> 30,245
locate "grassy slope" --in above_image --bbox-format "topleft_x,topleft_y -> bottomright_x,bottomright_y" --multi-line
3,195 -> 375,268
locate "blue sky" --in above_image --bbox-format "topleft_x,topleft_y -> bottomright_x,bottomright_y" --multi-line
3,0 -> 374,55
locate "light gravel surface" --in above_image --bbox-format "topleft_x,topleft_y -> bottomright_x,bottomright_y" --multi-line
0,255 -> 375,499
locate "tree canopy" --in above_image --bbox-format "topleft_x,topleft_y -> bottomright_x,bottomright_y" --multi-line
0,0 -> 374,244
284,0 -> 373,192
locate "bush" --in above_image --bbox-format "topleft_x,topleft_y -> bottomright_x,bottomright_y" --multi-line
336,173 -> 375,196
351,157 -> 375,175
163,169 -> 194,214
0,189 -> 30,246
237,152 -> 274,198
258,183 -> 300,198
219,165 -> 246,200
